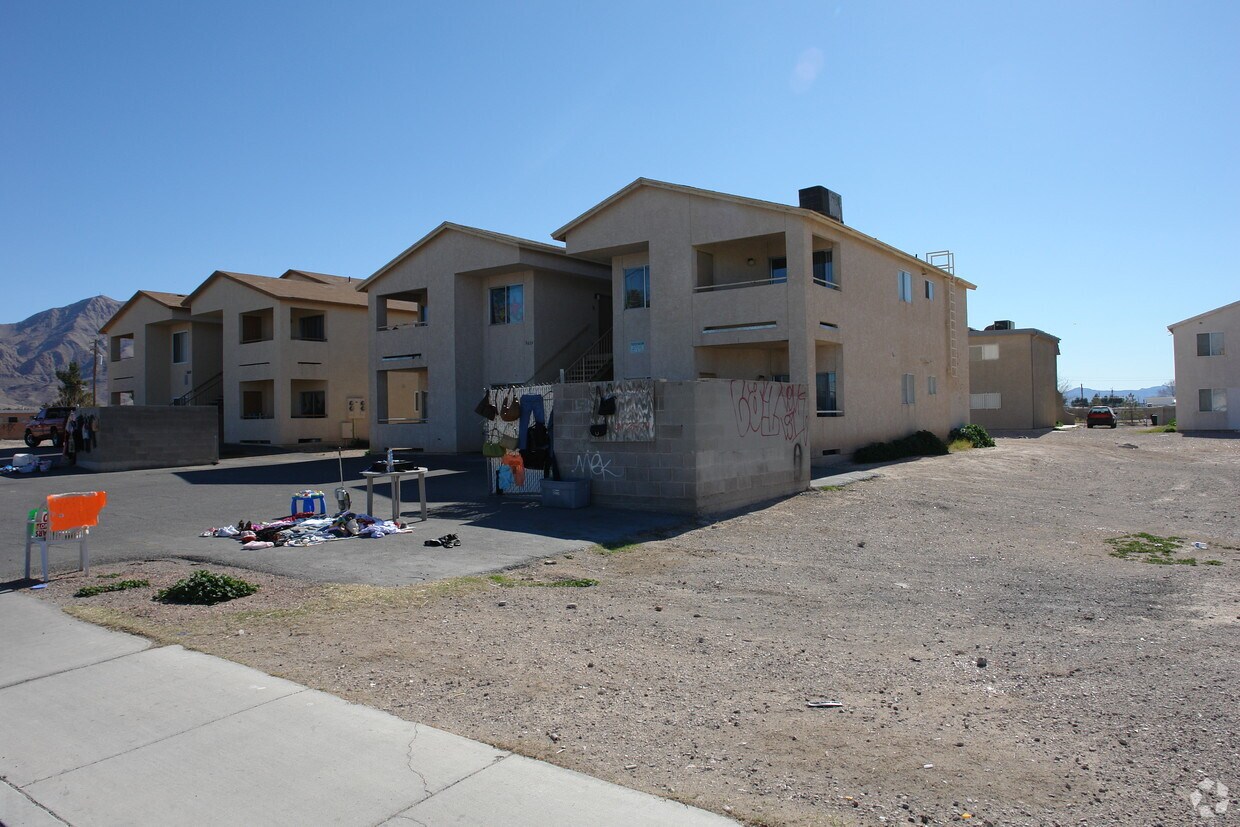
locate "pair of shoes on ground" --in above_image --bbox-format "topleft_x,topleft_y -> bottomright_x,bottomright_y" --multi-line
424,533 -> 461,548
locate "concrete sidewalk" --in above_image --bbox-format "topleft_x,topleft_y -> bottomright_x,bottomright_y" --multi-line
0,593 -> 735,827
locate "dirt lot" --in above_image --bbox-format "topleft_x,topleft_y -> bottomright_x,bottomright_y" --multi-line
37,428 -> 1240,826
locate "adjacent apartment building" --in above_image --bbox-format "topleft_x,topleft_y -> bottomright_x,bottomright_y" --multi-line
967,321 -> 1062,430
1169,299 -> 1240,431
104,270 -> 371,445
358,223 -> 611,452
549,179 -> 975,460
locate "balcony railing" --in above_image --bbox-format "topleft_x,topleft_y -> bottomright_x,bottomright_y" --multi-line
693,277 -> 783,293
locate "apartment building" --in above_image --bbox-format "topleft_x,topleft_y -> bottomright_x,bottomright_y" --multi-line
358,223 -> 610,452
102,290 -> 204,406
104,270 -> 371,446
1169,299 -> 1240,431
550,179 -> 975,460
967,321 -> 1062,430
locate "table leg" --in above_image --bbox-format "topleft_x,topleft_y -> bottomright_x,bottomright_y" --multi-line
418,472 -> 427,521
391,473 -> 401,521
366,477 -> 375,517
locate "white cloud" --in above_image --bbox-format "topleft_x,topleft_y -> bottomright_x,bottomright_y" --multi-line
791,47 -> 825,93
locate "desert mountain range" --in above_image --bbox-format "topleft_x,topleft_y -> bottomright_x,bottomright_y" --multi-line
0,296 -> 121,409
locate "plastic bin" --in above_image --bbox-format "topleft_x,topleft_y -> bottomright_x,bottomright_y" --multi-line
541,479 -> 590,509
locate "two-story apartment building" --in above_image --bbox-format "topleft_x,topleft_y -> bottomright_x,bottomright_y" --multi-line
105,270 -> 371,445
358,223 -> 611,452
967,321 -> 1062,430
1169,299 -> 1240,431
550,179 -> 975,460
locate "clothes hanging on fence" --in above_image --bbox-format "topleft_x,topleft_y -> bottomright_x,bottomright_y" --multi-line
500,450 -> 526,487
517,393 -> 546,449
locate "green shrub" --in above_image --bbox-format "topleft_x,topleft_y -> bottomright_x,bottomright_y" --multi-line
853,430 -> 948,464
154,570 -> 259,605
948,423 -> 995,448
75,579 -> 149,598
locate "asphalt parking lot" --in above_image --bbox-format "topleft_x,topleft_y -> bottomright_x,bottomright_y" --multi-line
0,444 -> 689,588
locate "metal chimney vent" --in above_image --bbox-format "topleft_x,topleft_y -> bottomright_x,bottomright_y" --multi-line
798,186 -> 843,222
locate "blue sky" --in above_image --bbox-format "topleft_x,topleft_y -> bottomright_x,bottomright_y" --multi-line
3,1 -> 1237,390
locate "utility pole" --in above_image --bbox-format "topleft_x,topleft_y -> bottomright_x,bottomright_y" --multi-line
91,337 -> 100,406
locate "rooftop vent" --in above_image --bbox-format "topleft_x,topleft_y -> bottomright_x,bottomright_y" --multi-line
798,186 -> 842,223
986,320 -> 1015,331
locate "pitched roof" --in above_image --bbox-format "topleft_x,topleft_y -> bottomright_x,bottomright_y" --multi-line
1168,298 -> 1240,331
551,178 -> 978,290
357,222 -> 575,292
281,269 -> 357,286
100,290 -> 189,333
185,270 -> 369,308
968,326 -> 1060,342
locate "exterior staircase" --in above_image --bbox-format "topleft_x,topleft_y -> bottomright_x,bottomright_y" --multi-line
562,331 -> 614,383
172,372 -> 223,407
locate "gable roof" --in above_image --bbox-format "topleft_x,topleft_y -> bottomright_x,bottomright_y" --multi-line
100,290 -> 189,333
357,222 -> 576,292
184,270 -> 368,308
1168,298 -> 1240,331
281,269 -> 357,286
551,178 -> 978,290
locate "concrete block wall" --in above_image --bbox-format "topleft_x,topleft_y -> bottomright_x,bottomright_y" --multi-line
553,379 -> 810,515
76,406 -> 219,472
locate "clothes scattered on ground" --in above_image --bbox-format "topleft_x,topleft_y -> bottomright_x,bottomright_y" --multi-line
199,510 -> 414,549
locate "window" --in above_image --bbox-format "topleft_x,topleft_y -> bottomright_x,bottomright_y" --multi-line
898,271 -> 913,303
171,331 -> 188,363
111,334 -> 134,361
297,390 -> 326,418
1199,388 -> 1227,412
489,284 -> 524,324
769,257 -> 788,284
924,280 -> 935,300
969,344 -> 999,361
240,314 -> 265,343
624,266 -> 650,309
971,392 -> 1002,409
816,371 -> 838,415
297,314 -> 326,341
242,391 -> 266,418
927,375 -> 938,395
901,373 -> 915,404
813,250 -> 837,288
1197,332 -> 1224,357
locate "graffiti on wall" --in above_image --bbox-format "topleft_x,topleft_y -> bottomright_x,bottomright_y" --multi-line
729,380 -> 808,442
572,450 -> 622,479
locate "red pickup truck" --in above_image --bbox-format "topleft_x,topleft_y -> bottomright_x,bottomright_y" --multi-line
23,406 -> 74,448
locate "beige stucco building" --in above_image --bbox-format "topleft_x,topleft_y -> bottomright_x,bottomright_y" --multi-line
1169,299 -> 1240,431
550,179 -> 976,461
358,223 -> 611,452
967,322 -> 1062,430
104,270 -> 371,446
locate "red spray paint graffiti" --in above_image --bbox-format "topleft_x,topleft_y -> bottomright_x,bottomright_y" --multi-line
729,381 -> 808,442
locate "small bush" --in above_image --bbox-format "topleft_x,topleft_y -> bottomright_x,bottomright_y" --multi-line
853,430 -> 948,464
75,579 -> 149,598
949,423 -> 995,448
947,438 -> 973,453
154,570 -> 259,605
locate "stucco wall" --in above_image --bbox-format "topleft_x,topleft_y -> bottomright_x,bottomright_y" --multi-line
366,229 -> 608,454
75,405 -> 218,472
969,330 -> 1061,430
562,185 -> 972,461
105,295 -> 189,405
1172,303 -> 1240,431
191,277 -> 369,445
552,379 -> 810,515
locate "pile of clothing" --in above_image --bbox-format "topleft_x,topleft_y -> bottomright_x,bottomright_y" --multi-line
200,510 -> 412,550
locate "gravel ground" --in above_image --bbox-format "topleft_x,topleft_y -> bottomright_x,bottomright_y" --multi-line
37,427 -> 1240,826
